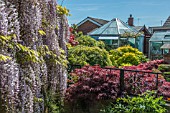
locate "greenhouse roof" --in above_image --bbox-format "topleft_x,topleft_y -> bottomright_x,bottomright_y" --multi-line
89,18 -> 138,36
149,31 -> 170,42
133,26 -> 143,31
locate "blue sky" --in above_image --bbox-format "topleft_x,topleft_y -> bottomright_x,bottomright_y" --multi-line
58,0 -> 170,27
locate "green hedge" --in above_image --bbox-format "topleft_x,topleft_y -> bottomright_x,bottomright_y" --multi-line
68,45 -> 112,67
75,35 -> 105,49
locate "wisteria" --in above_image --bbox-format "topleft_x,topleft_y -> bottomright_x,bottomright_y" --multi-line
0,0 -> 69,112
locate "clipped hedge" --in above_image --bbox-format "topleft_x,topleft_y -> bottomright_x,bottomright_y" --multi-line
68,45 -> 112,67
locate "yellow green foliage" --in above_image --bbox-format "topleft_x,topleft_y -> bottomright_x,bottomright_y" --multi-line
0,54 -> 12,62
0,35 -> 14,47
38,45 -> 68,67
0,34 -> 67,66
33,97 -> 44,103
56,5 -> 71,16
68,45 -> 112,67
110,45 -> 147,67
117,53 -> 140,66
16,44 -> 41,64
38,30 -> 46,36
75,35 -> 105,49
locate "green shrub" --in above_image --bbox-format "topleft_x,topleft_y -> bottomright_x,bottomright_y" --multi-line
110,45 -> 147,67
117,52 -> 140,66
75,35 -> 105,49
105,45 -> 117,51
163,72 -> 170,82
164,72 -> 170,75
158,64 -> 170,72
100,91 -> 167,113
68,45 -> 112,67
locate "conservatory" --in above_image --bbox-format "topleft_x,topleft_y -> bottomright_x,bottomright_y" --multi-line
89,18 -> 144,52
149,31 -> 170,60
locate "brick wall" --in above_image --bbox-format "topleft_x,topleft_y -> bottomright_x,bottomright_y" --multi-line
77,20 -> 100,35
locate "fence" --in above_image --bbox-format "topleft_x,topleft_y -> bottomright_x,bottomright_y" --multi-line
104,67 -> 162,96
68,64 -> 162,96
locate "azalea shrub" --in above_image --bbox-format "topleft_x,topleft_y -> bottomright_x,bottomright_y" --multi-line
100,91 -> 167,113
110,45 -> 147,67
68,45 -> 112,67
75,35 -> 105,49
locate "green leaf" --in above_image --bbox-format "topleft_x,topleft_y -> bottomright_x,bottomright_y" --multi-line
38,30 -> 46,36
0,54 -> 12,62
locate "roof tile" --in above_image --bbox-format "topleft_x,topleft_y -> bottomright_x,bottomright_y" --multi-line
163,16 -> 170,27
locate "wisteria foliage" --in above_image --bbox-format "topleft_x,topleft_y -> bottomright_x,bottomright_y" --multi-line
0,0 -> 69,112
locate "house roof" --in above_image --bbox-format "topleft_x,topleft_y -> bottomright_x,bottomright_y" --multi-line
148,26 -> 170,34
89,18 -> 139,36
149,31 -> 170,42
133,25 -> 151,35
77,17 -> 109,27
148,16 -> 170,33
163,16 -> 170,27
88,17 -> 109,26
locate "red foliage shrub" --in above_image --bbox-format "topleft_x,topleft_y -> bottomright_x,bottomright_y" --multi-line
123,59 -> 164,71
65,65 -> 120,103
122,60 -> 168,95
66,59 -> 170,104
158,82 -> 170,100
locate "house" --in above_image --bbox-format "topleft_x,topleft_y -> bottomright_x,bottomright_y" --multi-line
127,15 -> 151,56
148,16 -> 170,60
76,17 -> 109,35
89,18 -> 144,52
148,16 -> 170,34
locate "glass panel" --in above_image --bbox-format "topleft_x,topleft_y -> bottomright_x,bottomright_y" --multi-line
112,39 -> 118,45
109,22 -> 117,27
119,38 -> 128,46
164,49 -> 169,54
128,38 -> 135,48
102,28 -> 118,34
151,42 -> 163,55
90,21 -> 112,35
100,39 -> 112,45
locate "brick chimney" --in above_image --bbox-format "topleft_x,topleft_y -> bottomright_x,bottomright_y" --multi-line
128,14 -> 134,26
